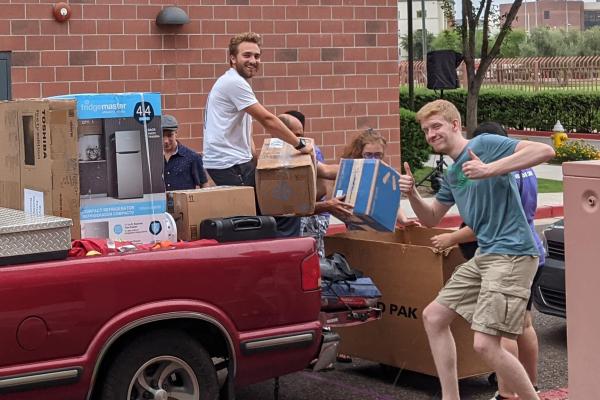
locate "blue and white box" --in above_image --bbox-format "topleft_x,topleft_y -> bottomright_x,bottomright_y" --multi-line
51,93 -> 167,243
333,159 -> 401,232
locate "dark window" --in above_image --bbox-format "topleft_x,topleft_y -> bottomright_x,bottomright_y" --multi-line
417,10 -> 426,18
0,52 -> 11,101
544,10 -> 550,19
584,10 -> 600,29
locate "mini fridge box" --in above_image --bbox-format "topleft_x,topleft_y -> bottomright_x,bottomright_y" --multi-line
0,99 -> 81,239
255,138 -> 316,216
51,93 -> 165,242
324,228 -> 491,379
333,158 -> 401,232
167,186 -> 256,241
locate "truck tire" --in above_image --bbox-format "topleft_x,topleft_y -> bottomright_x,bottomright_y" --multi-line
101,329 -> 219,400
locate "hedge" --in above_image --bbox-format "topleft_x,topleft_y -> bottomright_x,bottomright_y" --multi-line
400,108 -> 431,171
399,87 -> 600,133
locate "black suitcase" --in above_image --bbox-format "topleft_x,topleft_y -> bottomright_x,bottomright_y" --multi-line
199,216 -> 278,242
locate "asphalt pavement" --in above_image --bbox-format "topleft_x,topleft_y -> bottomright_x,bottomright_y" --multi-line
236,309 -> 567,400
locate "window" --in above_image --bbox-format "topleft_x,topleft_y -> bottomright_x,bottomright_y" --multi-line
417,10 -> 426,18
544,10 -> 550,19
0,52 -> 10,101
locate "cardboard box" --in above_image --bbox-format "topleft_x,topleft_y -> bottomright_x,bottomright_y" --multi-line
51,93 -> 165,243
167,186 -> 256,241
255,138 -> 316,216
333,158 -> 401,232
0,99 -> 81,239
325,228 -> 491,379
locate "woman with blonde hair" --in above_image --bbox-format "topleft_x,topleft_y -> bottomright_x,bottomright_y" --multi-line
341,128 -> 387,160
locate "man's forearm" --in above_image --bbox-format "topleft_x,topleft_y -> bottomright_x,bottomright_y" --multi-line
489,142 -> 555,176
263,115 -> 301,147
407,193 -> 443,227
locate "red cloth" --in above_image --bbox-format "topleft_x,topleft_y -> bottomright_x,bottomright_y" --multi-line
69,238 -> 133,257
69,238 -> 219,258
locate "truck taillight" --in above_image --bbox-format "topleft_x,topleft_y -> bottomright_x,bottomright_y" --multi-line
301,253 -> 320,291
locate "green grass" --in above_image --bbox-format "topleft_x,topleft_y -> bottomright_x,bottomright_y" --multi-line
537,178 -> 563,193
414,167 -> 563,193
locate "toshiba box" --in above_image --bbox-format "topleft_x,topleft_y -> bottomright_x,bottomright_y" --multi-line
333,158 -> 401,231
255,138 -> 316,216
325,228 -> 491,379
167,186 -> 256,241
0,99 -> 80,239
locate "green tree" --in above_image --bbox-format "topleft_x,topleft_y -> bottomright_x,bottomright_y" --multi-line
441,0 -> 523,136
581,27 -> 600,55
498,28 -> 527,58
431,29 -> 462,53
521,27 -> 582,57
400,29 -> 435,60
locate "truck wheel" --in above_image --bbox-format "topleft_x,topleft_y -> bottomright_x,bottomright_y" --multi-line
101,330 -> 219,400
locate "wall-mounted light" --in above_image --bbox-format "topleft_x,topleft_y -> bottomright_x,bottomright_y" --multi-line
156,6 -> 190,26
53,2 -> 72,22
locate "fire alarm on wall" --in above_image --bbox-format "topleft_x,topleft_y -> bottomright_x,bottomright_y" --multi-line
53,2 -> 72,22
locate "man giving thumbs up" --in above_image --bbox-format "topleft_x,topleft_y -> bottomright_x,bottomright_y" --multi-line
399,99 -> 554,400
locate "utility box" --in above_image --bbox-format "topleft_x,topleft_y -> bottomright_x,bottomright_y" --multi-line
563,160 -> 600,400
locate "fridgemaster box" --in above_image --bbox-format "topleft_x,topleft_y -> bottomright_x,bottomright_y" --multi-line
51,93 -> 165,243
255,138 -> 316,216
333,158 -> 401,232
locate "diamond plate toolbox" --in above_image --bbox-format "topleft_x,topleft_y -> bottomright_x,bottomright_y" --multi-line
0,208 -> 72,266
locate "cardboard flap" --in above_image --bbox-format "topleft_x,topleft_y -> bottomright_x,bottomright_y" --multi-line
256,138 -> 315,170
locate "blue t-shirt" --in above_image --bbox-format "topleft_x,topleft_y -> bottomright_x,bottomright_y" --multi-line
436,134 -> 538,256
515,168 -> 545,265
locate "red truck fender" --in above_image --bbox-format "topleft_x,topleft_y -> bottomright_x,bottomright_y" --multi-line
84,299 -> 238,400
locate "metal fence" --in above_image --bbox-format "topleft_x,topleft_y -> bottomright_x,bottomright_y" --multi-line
399,56 -> 600,91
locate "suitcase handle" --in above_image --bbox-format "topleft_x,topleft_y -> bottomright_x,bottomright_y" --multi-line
230,217 -> 263,231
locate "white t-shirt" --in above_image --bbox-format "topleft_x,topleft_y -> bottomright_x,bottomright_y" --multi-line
203,68 -> 258,169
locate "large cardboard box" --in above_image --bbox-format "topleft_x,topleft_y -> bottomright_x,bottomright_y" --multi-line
255,138 -> 316,216
52,93 -> 165,243
333,158 -> 401,232
325,228 -> 491,378
0,99 -> 80,239
167,186 -> 256,241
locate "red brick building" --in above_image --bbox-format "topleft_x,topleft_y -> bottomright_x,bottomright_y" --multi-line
0,0 -> 401,168
500,0 -> 584,32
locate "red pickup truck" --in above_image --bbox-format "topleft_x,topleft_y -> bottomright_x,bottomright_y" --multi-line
0,237 -> 380,400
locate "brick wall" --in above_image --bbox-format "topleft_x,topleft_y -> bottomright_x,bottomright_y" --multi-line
2,0 -> 400,169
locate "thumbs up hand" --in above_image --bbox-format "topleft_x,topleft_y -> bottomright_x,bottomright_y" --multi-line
462,149 -> 490,179
399,162 -> 417,197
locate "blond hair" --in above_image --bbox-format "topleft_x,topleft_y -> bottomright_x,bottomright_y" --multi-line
415,99 -> 461,126
342,128 -> 387,159
228,32 -> 262,60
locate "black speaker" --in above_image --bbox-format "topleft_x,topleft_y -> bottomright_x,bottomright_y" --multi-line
426,50 -> 463,90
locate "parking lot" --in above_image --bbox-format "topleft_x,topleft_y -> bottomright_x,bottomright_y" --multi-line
238,310 -> 567,400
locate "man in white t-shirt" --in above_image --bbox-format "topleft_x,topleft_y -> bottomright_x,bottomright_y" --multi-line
203,32 -> 314,237
203,32 -> 313,236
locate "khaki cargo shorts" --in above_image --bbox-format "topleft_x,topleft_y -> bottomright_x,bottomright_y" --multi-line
436,251 -> 539,340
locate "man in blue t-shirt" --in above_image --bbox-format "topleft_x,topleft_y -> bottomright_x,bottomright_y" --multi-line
399,100 -> 555,400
